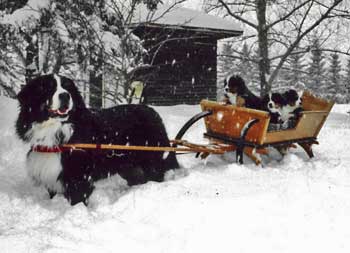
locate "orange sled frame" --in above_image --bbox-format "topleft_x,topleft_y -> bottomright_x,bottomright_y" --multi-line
175,91 -> 334,165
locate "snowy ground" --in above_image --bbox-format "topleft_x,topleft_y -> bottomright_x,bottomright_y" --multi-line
1,96 -> 350,253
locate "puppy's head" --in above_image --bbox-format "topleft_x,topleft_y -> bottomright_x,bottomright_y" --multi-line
265,92 -> 286,113
224,75 -> 246,95
283,89 -> 302,108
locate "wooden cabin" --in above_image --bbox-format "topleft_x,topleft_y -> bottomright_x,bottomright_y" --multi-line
131,5 -> 242,105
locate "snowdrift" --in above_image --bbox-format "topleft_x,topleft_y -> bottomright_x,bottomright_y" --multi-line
1,96 -> 350,253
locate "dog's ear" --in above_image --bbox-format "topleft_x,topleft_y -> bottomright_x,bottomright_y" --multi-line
17,83 -> 31,106
61,76 -> 86,110
17,77 -> 48,105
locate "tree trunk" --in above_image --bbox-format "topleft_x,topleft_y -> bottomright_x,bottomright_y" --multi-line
256,0 -> 269,97
89,48 -> 103,108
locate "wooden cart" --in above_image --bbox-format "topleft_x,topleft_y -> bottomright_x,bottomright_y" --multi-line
174,91 -> 334,165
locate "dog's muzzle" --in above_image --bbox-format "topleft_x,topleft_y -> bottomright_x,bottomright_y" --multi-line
49,92 -> 72,117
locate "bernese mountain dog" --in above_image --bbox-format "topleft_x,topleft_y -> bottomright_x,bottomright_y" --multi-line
281,89 -> 303,122
16,74 -> 179,205
262,89 -> 303,130
223,75 -> 263,110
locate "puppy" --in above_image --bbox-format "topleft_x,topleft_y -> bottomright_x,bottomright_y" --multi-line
263,92 -> 286,130
281,89 -> 303,128
223,75 -> 263,110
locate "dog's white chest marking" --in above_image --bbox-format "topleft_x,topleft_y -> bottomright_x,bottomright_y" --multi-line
281,105 -> 297,122
25,118 -> 73,192
226,92 -> 237,105
27,152 -> 64,193
27,118 -> 73,147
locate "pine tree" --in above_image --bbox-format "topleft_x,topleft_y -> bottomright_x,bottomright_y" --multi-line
307,38 -> 326,96
328,52 -> 343,101
283,50 -> 307,90
218,41 -> 235,81
343,58 -> 350,102
236,43 -> 253,86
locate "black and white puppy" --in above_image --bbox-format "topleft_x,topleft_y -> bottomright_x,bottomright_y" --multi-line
263,92 -> 285,126
16,74 -> 179,205
280,89 -> 303,128
223,75 -> 263,110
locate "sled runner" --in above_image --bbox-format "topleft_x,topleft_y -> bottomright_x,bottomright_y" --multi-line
195,91 -> 334,164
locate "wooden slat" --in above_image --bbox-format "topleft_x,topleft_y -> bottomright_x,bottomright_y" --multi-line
302,91 -> 335,112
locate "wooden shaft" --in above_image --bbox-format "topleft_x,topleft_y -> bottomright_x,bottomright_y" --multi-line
62,143 -> 225,154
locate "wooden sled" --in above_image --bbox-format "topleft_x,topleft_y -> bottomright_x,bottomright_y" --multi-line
195,91 -> 334,165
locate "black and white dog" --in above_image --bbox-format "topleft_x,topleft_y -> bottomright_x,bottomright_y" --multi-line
263,92 -> 285,125
223,75 -> 263,110
280,89 -> 303,125
16,74 -> 179,205
263,89 -> 303,130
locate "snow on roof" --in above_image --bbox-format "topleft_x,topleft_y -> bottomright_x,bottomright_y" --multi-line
132,5 -> 243,37
1,0 -> 50,27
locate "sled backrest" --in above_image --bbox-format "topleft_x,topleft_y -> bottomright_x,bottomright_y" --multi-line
200,100 -> 270,145
264,91 -> 334,144
301,91 -> 334,112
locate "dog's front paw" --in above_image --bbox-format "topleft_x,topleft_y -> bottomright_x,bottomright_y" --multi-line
65,180 -> 94,206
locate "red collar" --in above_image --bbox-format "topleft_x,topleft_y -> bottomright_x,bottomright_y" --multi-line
31,145 -> 64,153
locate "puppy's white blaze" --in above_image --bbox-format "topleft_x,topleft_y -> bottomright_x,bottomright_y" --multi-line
27,152 -> 64,193
51,74 -> 73,113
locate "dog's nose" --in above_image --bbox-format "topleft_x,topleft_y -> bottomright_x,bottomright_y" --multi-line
59,92 -> 70,107
268,103 -> 273,108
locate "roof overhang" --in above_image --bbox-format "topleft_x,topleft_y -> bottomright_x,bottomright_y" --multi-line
130,5 -> 243,40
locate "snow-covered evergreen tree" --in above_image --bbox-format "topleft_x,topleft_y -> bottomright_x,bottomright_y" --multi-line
218,41 -> 235,82
343,58 -> 350,102
307,38 -> 326,97
0,0 -> 171,107
328,52 -> 344,102
282,50 -> 307,91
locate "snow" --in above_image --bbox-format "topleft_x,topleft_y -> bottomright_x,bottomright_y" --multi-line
1,0 -> 50,27
132,4 -> 242,34
1,95 -> 350,252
